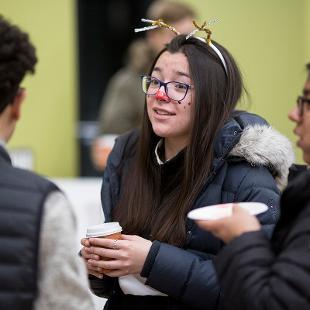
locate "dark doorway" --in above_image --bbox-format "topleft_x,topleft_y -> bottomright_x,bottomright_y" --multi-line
77,0 -> 153,176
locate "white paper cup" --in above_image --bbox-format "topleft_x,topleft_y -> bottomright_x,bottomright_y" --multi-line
86,222 -> 122,272
86,222 -> 122,239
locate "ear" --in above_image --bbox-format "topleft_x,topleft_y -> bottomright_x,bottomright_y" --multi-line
11,88 -> 26,120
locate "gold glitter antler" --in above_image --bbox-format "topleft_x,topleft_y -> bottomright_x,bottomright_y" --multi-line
193,21 -> 211,43
154,19 -> 180,35
186,19 -> 218,44
185,18 -> 227,73
134,18 -> 180,35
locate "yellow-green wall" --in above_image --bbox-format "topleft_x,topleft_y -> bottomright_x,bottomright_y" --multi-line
0,0 -> 309,177
0,0 -> 77,177
182,0 -> 309,162
306,0 -> 310,65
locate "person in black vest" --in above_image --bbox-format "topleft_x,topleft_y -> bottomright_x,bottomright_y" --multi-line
0,16 -> 94,310
197,64 -> 310,309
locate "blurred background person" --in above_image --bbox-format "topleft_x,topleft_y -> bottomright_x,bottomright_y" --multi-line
92,0 -> 196,171
196,64 -> 310,310
0,15 -> 94,310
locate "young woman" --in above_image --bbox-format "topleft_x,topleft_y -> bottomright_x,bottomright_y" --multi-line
81,33 -> 294,310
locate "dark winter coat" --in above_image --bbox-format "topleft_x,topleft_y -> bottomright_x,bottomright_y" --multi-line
214,166 -> 310,310
91,111 -> 294,310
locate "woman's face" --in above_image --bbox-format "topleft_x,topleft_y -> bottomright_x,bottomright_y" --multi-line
146,51 -> 195,145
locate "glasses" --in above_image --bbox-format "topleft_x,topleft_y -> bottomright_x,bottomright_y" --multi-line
141,75 -> 192,102
297,96 -> 310,117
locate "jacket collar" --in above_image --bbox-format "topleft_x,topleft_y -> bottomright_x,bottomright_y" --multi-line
0,145 -> 12,165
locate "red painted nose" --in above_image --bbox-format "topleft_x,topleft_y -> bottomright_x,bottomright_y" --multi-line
155,90 -> 170,102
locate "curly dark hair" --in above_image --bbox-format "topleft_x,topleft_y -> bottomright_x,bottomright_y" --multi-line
0,15 -> 37,113
307,63 -> 310,72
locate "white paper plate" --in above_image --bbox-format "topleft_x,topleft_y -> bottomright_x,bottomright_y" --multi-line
187,202 -> 268,220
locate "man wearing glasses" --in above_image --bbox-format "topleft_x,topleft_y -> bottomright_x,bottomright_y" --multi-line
293,63 -> 310,163
196,63 -> 310,310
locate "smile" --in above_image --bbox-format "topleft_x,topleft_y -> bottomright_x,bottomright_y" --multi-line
154,108 -> 176,116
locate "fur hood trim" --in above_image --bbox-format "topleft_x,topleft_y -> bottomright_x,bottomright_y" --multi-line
230,124 -> 295,190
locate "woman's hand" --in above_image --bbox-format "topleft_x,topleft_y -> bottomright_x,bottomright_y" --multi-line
87,235 -> 152,278
80,238 -> 104,278
196,205 -> 261,244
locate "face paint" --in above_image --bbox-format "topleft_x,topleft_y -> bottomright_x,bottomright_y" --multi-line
155,90 -> 170,102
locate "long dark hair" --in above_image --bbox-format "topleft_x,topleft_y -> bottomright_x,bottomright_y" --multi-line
114,35 -> 243,246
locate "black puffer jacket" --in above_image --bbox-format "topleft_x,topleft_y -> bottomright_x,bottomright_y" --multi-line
91,111 -> 294,310
214,167 -> 310,310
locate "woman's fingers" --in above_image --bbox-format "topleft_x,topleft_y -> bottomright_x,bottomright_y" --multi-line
88,270 -> 104,279
89,246 -> 121,259
87,262 -> 102,272
89,237 -> 125,249
88,258 -> 123,271
86,235 -> 151,276
87,260 -> 123,278
81,238 -> 90,247
81,247 -> 100,260
103,269 -> 126,277
120,234 -> 138,241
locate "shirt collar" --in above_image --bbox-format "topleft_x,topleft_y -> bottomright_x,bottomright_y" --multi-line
154,139 -> 184,165
154,139 -> 165,165
0,139 -> 6,149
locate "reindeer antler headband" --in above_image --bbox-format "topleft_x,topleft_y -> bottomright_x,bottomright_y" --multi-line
186,19 -> 227,73
134,18 -> 227,74
134,18 -> 180,35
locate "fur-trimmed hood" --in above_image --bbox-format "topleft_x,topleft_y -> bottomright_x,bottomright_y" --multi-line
213,111 -> 294,190
228,119 -> 294,190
